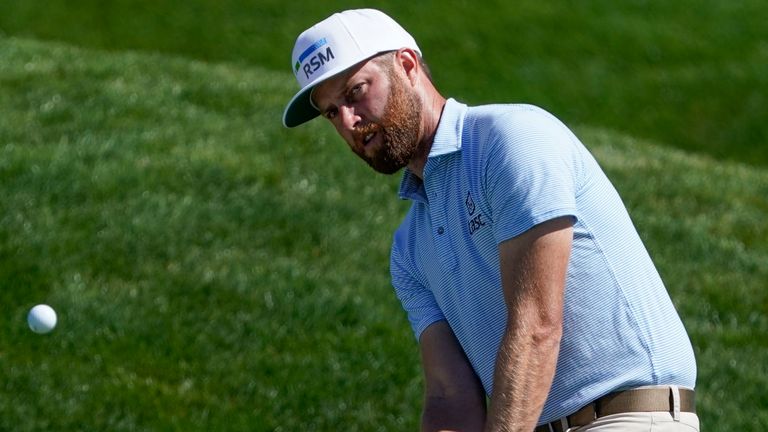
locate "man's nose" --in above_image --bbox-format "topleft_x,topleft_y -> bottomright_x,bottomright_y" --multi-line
339,105 -> 361,131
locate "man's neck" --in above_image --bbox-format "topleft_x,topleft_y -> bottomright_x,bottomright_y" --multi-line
407,94 -> 447,179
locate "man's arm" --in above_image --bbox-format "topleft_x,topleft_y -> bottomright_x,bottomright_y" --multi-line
420,320 -> 487,432
485,216 -> 573,432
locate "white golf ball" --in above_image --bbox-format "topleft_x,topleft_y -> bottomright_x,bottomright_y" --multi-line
27,304 -> 57,334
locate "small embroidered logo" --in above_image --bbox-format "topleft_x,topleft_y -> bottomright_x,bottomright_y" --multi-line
465,192 -> 476,216
465,191 -> 486,235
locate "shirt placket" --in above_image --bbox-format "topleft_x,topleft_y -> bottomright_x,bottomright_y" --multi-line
425,170 -> 458,272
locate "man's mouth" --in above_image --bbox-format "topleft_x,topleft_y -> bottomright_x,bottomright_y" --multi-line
363,132 -> 376,146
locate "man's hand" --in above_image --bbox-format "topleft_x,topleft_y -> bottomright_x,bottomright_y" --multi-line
420,321 -> 487,432
485,216 -> 573,432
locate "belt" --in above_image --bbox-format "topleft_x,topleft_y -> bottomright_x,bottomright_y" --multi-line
535,387 -> 696,432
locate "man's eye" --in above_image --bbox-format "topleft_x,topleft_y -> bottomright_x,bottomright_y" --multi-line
349,84 -> 364,99
324,109 -> 337,120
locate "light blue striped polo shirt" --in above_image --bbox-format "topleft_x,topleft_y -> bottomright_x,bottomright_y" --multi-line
390,98 -> 696,424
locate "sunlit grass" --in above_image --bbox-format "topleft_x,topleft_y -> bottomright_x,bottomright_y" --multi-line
1,0 -> 766,166
1,36 -> 766,431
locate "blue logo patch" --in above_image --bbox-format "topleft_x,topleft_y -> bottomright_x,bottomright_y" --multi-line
298,38 -> 327,64
294,37 -> 336,79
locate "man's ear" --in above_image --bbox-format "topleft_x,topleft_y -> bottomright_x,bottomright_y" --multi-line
395,48 -> 420,86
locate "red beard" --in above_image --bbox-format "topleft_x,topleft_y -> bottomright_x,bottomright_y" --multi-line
352,69 -> 423,175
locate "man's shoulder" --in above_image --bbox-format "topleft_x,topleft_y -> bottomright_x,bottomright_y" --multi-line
392,201 -> 420,241
464,102 -> 563,131
460,102 -> 577,157
465,102 -> 550,119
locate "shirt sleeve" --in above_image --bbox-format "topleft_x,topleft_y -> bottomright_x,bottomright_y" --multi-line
390,238 -> 446,341
484,106 -> 580,243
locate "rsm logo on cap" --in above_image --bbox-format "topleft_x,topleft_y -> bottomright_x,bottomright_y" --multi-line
294,38 -> 336,79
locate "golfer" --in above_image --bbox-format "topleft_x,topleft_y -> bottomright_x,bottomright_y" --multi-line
283,9 -> 698,432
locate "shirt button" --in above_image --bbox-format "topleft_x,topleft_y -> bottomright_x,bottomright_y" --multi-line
437,227 -> 445,235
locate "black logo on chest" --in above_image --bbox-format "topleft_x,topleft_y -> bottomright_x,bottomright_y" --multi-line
465,192 -> 486,235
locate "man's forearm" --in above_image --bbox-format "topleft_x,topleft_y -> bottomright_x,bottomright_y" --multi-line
420,321 -> 488,432
422,393 -> 486,432
484,321 -> 561,432
487,218 -> 572,431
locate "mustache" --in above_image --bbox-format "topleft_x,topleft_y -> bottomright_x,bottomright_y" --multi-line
353,122 -> 383,141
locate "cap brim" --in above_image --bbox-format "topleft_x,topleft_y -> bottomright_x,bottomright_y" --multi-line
282,85 -> 320,128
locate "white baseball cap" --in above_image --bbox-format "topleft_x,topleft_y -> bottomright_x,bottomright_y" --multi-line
282,9 -> 421,128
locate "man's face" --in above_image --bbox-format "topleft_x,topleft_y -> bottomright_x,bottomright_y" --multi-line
311,56 -> 422,174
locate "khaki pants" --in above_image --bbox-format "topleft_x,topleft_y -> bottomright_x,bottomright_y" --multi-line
573,412 -> 700,431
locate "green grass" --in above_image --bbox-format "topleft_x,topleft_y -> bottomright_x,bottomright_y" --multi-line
1,0 -> 766,168
1,36 -> 766,431
0,37 -> 420,430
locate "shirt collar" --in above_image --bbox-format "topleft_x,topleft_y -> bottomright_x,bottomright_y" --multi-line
428,98 -> 466,157
398,98 -> 467,202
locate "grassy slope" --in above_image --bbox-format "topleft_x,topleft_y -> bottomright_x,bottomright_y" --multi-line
1,37 -> 766,431
1,0 -> 766,167
0,37 -> 420,431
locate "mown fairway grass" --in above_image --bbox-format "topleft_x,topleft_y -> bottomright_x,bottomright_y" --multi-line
1,36 -> 767,431
3,0 -> 768,428
0,37 -> 421,430
2,0 -> 767,167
